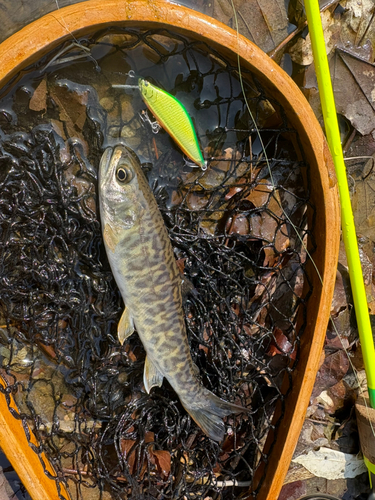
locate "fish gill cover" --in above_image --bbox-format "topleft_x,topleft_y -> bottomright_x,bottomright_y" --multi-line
0,28 -> 314,499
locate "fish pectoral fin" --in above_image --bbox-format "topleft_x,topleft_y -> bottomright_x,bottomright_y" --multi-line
143,356 -> 164,394
192,362 -> 200,377
103,223 -> 119,253
118,307 -> 135,345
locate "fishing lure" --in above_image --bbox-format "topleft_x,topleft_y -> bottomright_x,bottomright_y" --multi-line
114,78 -> 207,170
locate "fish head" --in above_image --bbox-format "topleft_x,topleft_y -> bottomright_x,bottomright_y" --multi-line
99,145 -> 144,230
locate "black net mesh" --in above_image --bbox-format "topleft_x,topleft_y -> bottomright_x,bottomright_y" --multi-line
0,27 -> 314,499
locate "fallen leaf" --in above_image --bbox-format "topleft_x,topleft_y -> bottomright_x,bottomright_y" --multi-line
278,480 -> 306,500
29,77 -> 47,112
289,0 -> 374,67
330,266 -> 352,317
293,419 -> 329,458
120,439 -> 137,474
144,431 -> 155,443
176,258 -> 186,274
245,181 -> 289,265
225,177 -> 246,201
51,119 -> 66,140
292,447 -> 367,479
351,154 -> 375,242
312,350 -> 350,398
327,380 -> 355,415
288,9 -> 339,66
287,0 -> 306,28
225,213 -> 250,236
334,49 -> 375,135
153,450 -> 171,477
120,432 -> 159,478
267,327 -> 297,359
50,82 -> 89,139
212,0 -> 289,54
326,322 -> 350,349
186,191 -> 210,210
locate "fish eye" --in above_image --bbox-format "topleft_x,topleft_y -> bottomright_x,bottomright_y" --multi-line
116,166 -> 133,184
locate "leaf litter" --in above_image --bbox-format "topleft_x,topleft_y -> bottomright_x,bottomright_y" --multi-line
270,0 -> 375,496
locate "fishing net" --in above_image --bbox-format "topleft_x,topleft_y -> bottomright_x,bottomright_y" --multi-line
0,27 -> 314,499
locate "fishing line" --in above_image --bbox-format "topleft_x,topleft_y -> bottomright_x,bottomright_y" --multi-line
49,0 -> 99,69
228,0 -> 374,435
53,0 -> 81,44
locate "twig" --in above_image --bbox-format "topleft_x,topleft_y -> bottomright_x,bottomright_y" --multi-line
342,127 -> 356,155
216,479 -> 251,487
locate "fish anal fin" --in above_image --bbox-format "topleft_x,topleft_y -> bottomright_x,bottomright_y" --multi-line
118,307 -> 134,345
143,356 -> 164,393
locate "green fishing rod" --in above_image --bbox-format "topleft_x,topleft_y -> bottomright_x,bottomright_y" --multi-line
304,0 -> 375,488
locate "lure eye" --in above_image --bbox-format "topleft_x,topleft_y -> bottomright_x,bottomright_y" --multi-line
116,165 -> 133,184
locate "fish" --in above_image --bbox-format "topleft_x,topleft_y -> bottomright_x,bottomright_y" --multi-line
138,78 -> 207,170
98,144 -> 244,442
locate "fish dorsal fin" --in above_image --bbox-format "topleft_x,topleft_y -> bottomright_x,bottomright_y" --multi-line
143,356 -> 164,393
118,307 -> 135,345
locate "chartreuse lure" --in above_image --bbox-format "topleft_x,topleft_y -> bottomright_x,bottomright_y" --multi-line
138,79 -> 206,170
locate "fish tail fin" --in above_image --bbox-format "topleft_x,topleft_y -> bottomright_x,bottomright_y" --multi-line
184,390 -> 245,442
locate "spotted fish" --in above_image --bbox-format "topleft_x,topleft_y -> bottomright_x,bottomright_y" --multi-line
99,144 -> 244,441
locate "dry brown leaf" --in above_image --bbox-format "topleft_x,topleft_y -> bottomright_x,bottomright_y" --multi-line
186,191 -> 210,210
212,0 -> 288,53
312,350 -> 350,398
51,119 -> 66,140
333,49 -> 375,135
351,155 -> 375,241
120,439 -> 137,474
120,432 -> 157,478
289,9 -> 339,66
245,180 -> 289,265
226,214 -> 250,236
267,327 -> 296,359
225,177 -> 247,201
144,431 -> 155,443
176,258 -> 186,274
153,450 -> 171,477
29,77 -> 47,112
50,83 -> 88,139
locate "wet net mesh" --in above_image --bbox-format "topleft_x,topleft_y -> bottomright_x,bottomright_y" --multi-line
0,27 -> 314,499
